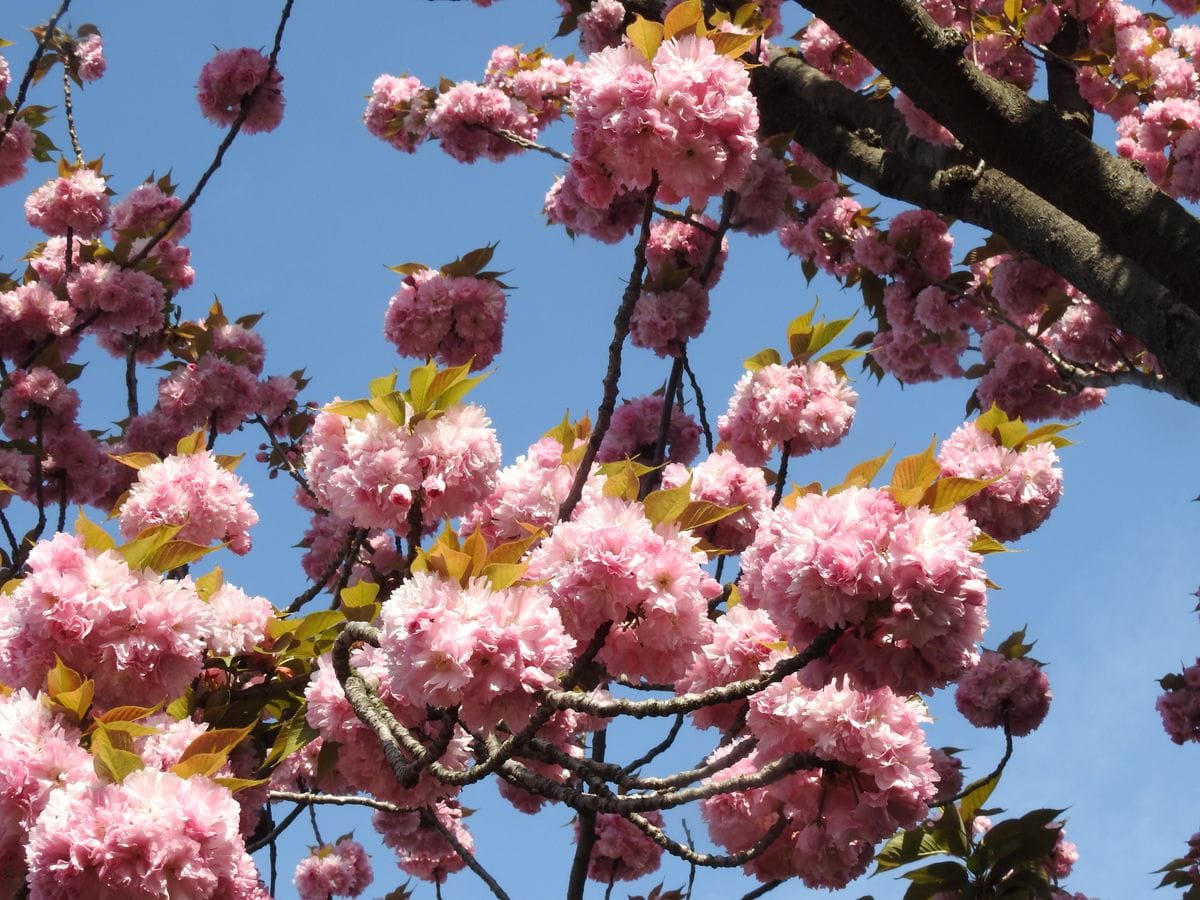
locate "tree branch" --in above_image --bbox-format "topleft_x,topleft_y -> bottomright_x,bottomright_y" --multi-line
752,51 -> 1200,403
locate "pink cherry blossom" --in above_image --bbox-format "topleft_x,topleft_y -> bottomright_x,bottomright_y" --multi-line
598,393 -> 701,465
0,532 -> 214,708
1156,658 -> 1200,744
660,448 -> 771,553
74,33 -> 106,82
197,48 -> 284,133
373,802 -> 473,883
384,268 -> 506,369
937,420 -> 1064,541
364,74 -> 434,152
110,181 -> 190,240
294,838 -> 373,900
955,649 -> 1053,736
582,811 -> 665,882
118,449 -> 259,554
24,169 -> 109,239
0,121 -> 34,187
527,496 -> 719,682
428,81 -> 536,164
379,571 -> 575,732
718,361 -> 857,466
25,768 -> 265,899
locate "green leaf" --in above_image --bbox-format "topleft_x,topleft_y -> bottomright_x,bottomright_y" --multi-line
959,770 -> 1001,823
213,775 -> 270,793
387,262 -> 429,276
663,0 -> 704,39
482,562 -> 528,591
627,15 -> 664,61
91,725 -> 144,784
643,479 -> 693,525
144,539 -> 221,573
921,476 -> 996,513
369,391 -> 407,426
888,438 -> 940,507
900,861 -> 970,898
340,581 -> 380,610
406,360 -> 438,413
176,429 -> 206,455
996,626 -> 1036,659
832,449 -> 892,493
108,451 -> 161,470
805,314 -> 856,357
292,610 -> 345,642
601,459 -> 643,501
75,509 -> 116,552
874,827 -> 956,873
263,709 -> 319,770
323,398 -> 376,420
960,233 -> 1011,267
969,532 -> 1009,554
710,29 -> 760,58
743,347 -> 781,371
369,371 -> 399,397
675,500 -> 743,532
440,244 -> 497,279
171,721 -> 257,779
195,566 -> 225,601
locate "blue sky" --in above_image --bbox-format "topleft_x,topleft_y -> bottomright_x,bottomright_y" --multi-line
3,1 -> 1199,897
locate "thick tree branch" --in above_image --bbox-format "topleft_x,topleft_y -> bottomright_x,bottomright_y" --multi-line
752,52 -> 1200,403
789,0 -> 1200,320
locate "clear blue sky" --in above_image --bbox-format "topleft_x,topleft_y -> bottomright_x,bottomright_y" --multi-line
3,1 -> 1199,897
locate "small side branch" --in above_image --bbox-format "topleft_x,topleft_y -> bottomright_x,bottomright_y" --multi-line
558,175 -> 660,521
420,806 -> 512,900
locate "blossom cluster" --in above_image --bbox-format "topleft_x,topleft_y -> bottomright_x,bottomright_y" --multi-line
1157,658 -> 1200,745
527,496 -> 721,682
955,650 -> 1053,736
703,678 -> 937,888
294,838 -> 373,900
197,48 -> 284,134
568,34 -> 759,208
384,267 -> 506,369
378,571 -> 575,731
937,420 -> 1063,541
117,449 -> 260,554
740,487 -> 988,694
717,361 -> 857,466
304,403 -> 501,533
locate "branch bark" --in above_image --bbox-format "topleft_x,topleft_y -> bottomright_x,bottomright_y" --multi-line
751,51 -> 1200,403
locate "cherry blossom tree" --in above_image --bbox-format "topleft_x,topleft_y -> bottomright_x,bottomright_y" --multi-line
0,0 -> 1198,898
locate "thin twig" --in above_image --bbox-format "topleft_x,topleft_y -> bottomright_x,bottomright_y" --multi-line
129,0 -> 295,268
740,879 -> 785,899
619,712 -> 685,778
286,526 -> 362,614
567,727 -> 607,900
253,413 -> 313,499
945,714 -> 1015,806
681,348 -> 713,454
542,626 -> 844,720
245,800 -> 307,853
267,789 -> 411,814
771,441 -> 791,509
420,806 -> 512,900
488,126 -> 570,161
628,808 -> 788,867
558,175 -> 660,522
0,0 -> 72,146
61,64 -> 83,161
124,337 -> 139,419
639,357 -> 685,498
